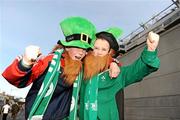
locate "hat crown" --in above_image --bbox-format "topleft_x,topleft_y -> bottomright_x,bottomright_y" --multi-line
106,27 -> 123,40
61,17 -> 96,40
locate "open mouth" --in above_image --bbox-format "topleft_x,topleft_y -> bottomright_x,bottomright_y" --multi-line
75,56 -> 82,60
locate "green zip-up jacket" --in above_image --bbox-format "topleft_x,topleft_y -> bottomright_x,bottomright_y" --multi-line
80,47 -> 160,120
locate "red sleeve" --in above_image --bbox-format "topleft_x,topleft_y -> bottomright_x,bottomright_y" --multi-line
2,58 -> 27,86
2,54 -> 54,87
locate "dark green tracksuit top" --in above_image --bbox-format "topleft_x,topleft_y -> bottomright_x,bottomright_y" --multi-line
80,47 -> 160,120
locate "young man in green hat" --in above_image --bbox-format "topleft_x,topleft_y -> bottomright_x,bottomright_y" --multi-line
80,28 -> 160,120
2,16 -> 97,120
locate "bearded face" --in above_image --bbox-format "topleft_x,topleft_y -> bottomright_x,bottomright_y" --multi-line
61,51 -> 83,85
83,51 -> 112,80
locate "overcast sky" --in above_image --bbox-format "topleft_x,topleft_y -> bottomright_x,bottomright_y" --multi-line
0,0 -> 173,98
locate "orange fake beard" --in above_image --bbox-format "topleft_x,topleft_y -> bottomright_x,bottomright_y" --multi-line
62,51 -> 82,85
83,51 -> 112,80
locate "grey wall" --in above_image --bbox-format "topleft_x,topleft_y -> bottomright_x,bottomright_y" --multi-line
119,24 -> 180,120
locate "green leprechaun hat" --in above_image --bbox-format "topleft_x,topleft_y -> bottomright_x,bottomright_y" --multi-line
58,16 -> 96,49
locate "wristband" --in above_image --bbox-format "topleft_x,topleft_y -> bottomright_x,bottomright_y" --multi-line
21,58 -> 32,68
112,58 -> 120,64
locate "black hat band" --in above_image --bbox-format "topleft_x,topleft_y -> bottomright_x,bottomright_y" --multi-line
65,33 -> 91,44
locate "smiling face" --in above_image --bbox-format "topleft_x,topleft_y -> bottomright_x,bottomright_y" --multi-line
66,47 -> 87,61
93,38 -> 110,57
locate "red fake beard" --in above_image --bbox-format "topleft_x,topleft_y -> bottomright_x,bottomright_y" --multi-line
62,51 -> 82,85
83,51 -> 112,80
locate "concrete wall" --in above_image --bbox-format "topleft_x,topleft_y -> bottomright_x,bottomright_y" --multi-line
119,24 -> 180,120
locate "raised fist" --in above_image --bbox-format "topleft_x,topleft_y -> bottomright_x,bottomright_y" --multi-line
22,45 -> 41,66
146,31 -> 160,51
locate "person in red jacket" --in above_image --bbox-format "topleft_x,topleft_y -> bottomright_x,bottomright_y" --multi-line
2,16 -> 97,120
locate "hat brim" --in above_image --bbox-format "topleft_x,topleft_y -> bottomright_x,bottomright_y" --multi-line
58,40 -> 93,49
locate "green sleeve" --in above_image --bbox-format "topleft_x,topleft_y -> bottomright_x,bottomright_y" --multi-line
98,47 -> 160,92
119,46 -> 160,88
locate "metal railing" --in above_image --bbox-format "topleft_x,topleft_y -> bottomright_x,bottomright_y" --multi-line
119,0 -> 180,52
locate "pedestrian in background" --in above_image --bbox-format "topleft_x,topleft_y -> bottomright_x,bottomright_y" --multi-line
1,101 -> 11,120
